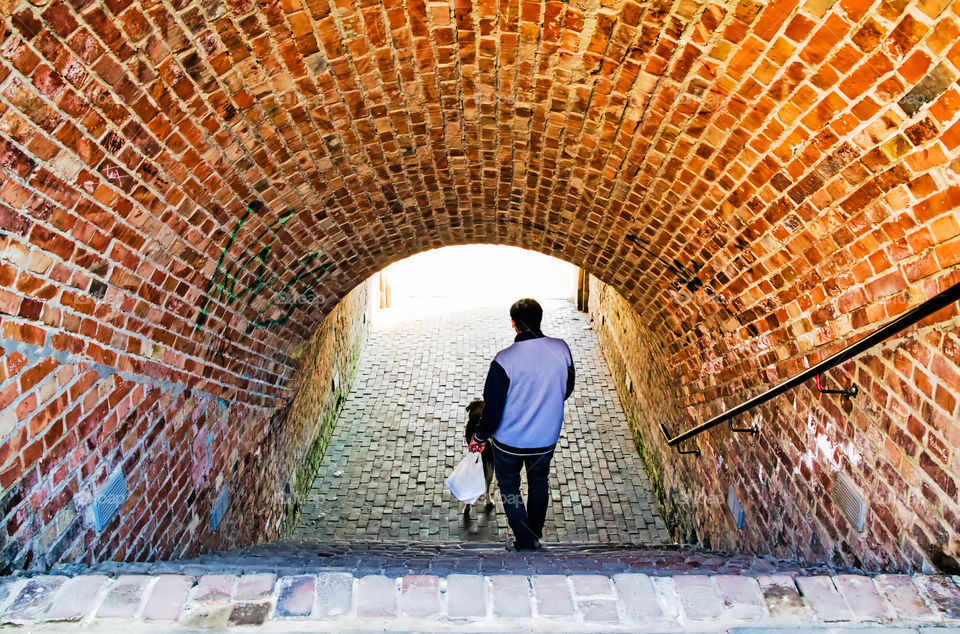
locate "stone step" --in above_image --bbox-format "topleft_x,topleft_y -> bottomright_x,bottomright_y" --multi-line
0,569 -> 958,631
77,541 -> 850,577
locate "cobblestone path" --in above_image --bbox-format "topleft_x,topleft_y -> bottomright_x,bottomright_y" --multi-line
294,298 -> 670,544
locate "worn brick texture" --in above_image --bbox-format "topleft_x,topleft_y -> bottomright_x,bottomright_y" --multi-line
0,0 -> 959,572
0,265 -> 367,570
590,274 -> 960,574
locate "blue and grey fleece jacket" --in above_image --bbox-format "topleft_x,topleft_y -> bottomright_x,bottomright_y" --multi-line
473,329 -> 575,456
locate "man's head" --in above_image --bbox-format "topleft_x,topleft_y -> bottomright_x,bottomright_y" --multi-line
510,298 -> 543,333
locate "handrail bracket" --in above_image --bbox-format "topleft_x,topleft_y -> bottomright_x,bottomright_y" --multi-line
660,422 -> 700,456
815,373 -> 858,399
728,417 -> 760,435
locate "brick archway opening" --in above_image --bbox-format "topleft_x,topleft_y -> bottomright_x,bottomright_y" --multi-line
286,244 -> 671,545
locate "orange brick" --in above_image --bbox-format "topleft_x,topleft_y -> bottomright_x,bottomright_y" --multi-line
900,50 -> 933,84
943,119 -> 960,151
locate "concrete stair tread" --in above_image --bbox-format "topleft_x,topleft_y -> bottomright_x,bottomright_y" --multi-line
0,562 -> 958,632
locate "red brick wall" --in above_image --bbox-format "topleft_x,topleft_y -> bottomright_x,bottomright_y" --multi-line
0,0 -> 959,572
590,275 -> 960,573
0,277 -> 367,570
279,280 -> 372,533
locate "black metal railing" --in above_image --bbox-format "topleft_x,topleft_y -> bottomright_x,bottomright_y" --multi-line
661,278 -> 960,455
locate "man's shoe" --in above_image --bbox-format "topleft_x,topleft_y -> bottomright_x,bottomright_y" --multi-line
505,537 -> 539,552
507,538 -> 542,552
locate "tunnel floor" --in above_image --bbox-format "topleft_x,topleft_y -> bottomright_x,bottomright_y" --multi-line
293,298 -> 670,544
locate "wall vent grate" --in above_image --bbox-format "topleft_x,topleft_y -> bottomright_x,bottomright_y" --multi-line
833,473 -> 866,532
211,486 -> 230,531
93,470 -> 127,532
726,485 -> 744,530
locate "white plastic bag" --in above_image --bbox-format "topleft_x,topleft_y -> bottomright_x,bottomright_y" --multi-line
445,452 -> 486,503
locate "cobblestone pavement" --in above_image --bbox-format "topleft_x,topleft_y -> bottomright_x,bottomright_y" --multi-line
2,563 -> 958,631
294,298 -> 670,544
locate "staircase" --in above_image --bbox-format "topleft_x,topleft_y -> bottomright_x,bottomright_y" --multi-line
1,541 -> 958,631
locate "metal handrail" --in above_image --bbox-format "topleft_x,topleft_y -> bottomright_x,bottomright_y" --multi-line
661,278 -> 960,454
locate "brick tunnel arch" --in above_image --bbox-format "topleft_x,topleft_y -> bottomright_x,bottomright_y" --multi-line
0,0 -> 958,572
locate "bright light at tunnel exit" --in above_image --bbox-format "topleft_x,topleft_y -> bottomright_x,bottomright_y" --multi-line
374,245 -> 579,317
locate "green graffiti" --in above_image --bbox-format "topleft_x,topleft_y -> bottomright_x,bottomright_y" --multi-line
245,251 -> 333,333
196,201 -> 333,334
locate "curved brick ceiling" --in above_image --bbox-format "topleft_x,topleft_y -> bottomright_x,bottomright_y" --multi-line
2,0 -> 960,410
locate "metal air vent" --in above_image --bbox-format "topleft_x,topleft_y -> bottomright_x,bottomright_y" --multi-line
93,470 -> 128,532
211,486 -> 230,531
833,473 -> 866,532
726,485 -> 744,530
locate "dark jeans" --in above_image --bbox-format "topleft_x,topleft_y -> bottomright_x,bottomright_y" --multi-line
493,447 -> 554,550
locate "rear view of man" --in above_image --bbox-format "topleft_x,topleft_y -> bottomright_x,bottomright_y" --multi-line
469,299 -> 575,551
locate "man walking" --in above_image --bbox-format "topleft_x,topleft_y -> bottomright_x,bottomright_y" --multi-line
469,299 -> 575,551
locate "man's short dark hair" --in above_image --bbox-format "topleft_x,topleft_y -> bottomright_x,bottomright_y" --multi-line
510,298 -> 542,332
